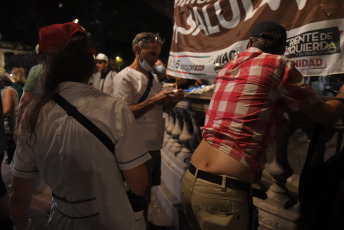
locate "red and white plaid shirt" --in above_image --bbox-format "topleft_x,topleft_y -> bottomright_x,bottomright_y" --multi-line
203,47 -> 322,181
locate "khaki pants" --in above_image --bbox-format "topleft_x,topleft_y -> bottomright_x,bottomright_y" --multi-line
181,169 -> 258,230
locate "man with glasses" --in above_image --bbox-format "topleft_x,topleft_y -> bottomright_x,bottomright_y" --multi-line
113,32 -> 183,229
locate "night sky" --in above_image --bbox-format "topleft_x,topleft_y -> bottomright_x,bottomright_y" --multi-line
0,0 -> 174,68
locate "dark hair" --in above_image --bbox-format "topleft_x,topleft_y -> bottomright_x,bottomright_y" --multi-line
251,28 -> 286,55
132,32 -> 164,53
19,32 -> 95,141
0,73 -> 13,89
35,52 -> 52,65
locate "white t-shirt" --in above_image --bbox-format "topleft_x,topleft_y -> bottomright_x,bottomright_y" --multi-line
91,69 -> 117,95
12,81 -> 150,230
113,67 -> 165,151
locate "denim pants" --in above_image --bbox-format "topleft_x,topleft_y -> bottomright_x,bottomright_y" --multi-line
181,168 -> 258,230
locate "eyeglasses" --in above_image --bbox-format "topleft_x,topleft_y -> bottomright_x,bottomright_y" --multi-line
137,33 -> 162,44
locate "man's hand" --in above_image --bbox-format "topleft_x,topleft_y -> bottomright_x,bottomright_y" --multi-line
166,89 -> 184,104
163,89 -> 184,112
130,89 -> 175,118
130,89 -> 184,118
150,89 -> 184,105
302,84 -> 344,125
336,84 -> 344,99
151,89 -> 174,105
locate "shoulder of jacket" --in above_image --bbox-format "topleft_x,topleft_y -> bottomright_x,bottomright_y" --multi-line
110,70 -> 118,78
93,71 -> 101,78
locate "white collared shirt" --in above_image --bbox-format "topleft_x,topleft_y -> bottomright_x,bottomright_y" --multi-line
113,67 -> 165,151
13,81 -> 149,229
91,70 -> 117,95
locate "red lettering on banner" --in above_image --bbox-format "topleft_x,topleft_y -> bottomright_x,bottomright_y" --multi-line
302,60 -> 308,66
294,58 -> 324,68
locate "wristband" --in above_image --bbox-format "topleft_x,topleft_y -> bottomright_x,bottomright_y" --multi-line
333,98 -> 344,104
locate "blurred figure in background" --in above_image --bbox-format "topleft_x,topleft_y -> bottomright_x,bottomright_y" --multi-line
91,53 -> 117,95
0,91 -> 12,230
10,67 -> 26,100
109,58 -> 118,72
154,58 -> 167,82
0,72 -> 18,165
155,58 -> 205,89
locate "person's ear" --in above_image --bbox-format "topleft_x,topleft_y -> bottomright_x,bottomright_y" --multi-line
134,45 -> 141,54
248,37 -> 253,48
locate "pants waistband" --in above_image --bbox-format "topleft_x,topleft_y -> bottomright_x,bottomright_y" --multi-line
188,163 -> 251,191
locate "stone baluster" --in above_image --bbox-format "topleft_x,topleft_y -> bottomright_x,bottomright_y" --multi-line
165,110 -> 176,153
189,111 -> 204,151
166,110 -> 175,135
262,118 -> 296,212
163,112 -> 171,146
171,108 -> 183,156
177,110 -> 194,168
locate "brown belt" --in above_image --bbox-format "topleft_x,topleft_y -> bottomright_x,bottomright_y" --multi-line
188,163 -> 251,191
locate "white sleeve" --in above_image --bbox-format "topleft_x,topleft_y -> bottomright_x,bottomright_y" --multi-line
11,137 -> 39,178
113,73 -> 136,105
114,101 -> 150,170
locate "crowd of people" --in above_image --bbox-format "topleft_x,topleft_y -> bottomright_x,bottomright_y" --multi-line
0,20 -> 343,230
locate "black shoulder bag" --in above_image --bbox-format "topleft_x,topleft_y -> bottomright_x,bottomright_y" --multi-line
137,72 -> 153,104
53,93 -> 146,212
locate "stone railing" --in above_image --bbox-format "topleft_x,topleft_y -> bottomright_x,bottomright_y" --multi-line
153,92 -> 210,229
154,91 -> 343,230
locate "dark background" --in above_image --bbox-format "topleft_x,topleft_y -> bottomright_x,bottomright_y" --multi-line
0,0 -> 174,71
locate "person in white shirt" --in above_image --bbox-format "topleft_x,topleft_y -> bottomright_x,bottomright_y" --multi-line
10,22 -> 150,230
113,32 -> 184,229
91,53 -> 117,95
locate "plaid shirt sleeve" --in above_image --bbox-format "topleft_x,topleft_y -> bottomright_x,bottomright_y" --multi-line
278,58 -> 323,112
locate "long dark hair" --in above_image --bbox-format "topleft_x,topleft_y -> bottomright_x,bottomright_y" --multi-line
19,32 -> 95,141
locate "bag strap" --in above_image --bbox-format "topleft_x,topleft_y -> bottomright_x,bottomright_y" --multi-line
52,94 -> 142,209
53,93 -> 115,154
137,71 -> 153,104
